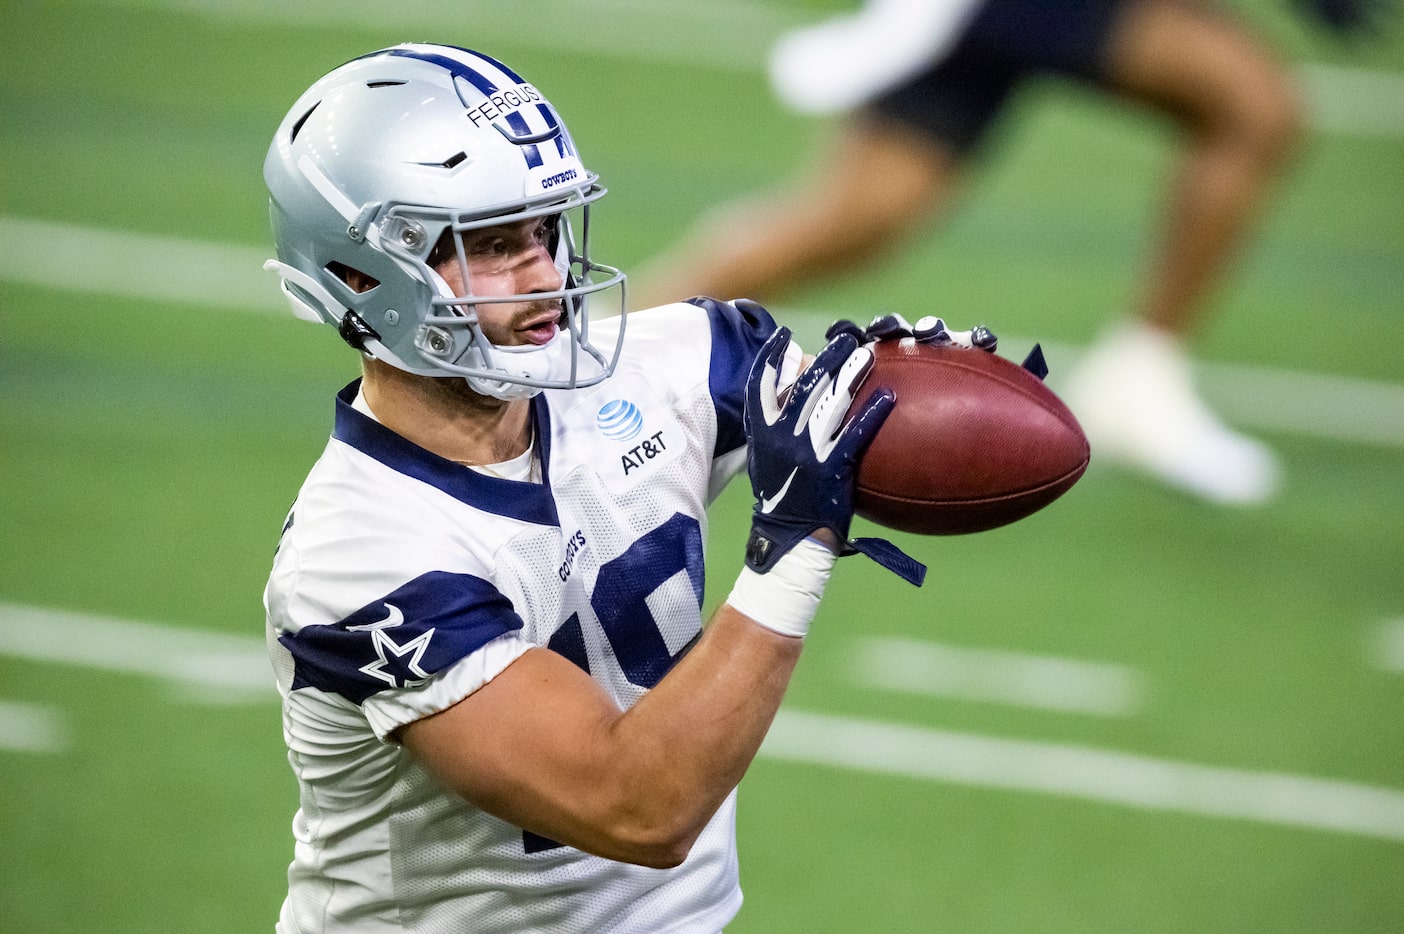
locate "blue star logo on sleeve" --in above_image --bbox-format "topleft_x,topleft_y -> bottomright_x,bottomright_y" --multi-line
281,572 -> 526,704
348,604 -> 435,689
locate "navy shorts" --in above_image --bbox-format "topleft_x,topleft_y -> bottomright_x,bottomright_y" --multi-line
864,0 -> 1131,154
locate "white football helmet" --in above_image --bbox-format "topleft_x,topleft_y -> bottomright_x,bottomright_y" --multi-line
264,44 -> 626,399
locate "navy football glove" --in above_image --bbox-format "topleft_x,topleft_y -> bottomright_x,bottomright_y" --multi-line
743,327 -> 925,586
827,313 -> 998,351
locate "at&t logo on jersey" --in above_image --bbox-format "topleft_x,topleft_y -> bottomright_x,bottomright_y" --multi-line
594,398 -> 682,481
597,399 -> 643,441
619,432 -> 669,476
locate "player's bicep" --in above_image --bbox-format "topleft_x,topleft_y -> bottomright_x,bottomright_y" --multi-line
397,646 -> 627,851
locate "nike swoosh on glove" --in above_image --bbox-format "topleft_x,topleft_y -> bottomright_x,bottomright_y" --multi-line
743,327 -> 926,586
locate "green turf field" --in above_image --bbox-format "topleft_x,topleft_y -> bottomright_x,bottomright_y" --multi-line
2,2 -> 1402,931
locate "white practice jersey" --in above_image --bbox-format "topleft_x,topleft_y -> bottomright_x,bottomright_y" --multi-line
264,299 -> 778,933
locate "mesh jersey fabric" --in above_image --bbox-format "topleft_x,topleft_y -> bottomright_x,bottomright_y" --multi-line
264,298 -> 778,932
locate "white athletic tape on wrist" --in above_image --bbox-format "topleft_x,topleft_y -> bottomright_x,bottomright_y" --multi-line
726,537 -> 836,638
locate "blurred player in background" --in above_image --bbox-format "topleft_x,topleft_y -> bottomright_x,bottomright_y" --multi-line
633,0 -> 1383,505
261,42 -> 942,932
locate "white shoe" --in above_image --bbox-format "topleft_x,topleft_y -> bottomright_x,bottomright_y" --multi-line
769,0 -> 982,114
1060,322 -> 1280,505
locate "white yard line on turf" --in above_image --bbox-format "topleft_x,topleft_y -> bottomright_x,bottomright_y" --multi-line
1033,339 -> 1404,451
4,600 -> 1404,842
1374,618 -> 1404,673
5,216 -> 1404,450
852,636 -> 1145,717
0,700 -> 69,754
0,602 -> 273,702
0,216 -> 277,312
764,709 -> 1404,844
1299,63 -> 1404,139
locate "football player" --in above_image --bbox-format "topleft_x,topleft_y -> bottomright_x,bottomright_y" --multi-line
262,44 -> 925,932
629,0 -> 1342,506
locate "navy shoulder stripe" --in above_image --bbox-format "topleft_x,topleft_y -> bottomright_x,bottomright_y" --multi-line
688,297 -> 779,459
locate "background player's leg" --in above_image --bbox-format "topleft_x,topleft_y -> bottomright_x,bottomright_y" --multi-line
1110,0 -> 1303,334
1064,0 -> 1302,504
627,116 -> 966,311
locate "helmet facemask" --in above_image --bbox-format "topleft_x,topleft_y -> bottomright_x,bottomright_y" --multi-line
380,193 -> 625,401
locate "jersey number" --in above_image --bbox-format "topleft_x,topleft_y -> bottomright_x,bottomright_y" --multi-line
525,512 -> 706,854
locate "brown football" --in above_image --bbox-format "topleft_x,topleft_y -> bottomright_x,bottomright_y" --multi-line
851,339 -> 1089,535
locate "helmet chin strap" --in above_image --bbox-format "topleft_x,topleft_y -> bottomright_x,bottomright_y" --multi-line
464,332 -> 571,401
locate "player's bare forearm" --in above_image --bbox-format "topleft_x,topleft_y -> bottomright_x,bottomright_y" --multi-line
398,607 -> 801,868
596,605 -> 803,862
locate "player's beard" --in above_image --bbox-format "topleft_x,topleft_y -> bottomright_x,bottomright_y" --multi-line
430,297 -> 568,410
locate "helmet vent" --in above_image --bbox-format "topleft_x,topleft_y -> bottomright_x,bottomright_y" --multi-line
366,80 -> 406,88
442,152 -> 467,169
326,261 -> 379,293
289,102 -> 320,143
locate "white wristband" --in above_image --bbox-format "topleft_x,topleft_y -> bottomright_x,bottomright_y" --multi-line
725,537 -> 837,638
